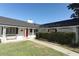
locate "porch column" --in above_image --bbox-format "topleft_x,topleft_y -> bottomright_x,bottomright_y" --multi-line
32,29 -> 34,35
75,26 -> 79,44
2,26 -> 6,42
28,28 -> 30,36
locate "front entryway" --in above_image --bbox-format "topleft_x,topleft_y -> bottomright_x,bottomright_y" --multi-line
26,29 -> 28,37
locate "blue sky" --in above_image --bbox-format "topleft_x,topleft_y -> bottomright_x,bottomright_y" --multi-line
0,3 -> 73,24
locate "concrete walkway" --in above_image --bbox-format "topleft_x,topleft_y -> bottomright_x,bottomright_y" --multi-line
30,39 -> 79,56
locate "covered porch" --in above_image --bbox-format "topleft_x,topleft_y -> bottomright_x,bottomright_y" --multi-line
0,26 -> 37,43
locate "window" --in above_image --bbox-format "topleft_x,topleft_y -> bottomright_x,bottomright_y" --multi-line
48,29 -> 57,32
48,29 -> 49,32
6,27 -> 18,36
16,28 -> 18,34
34,29 -> 38,35
34,29 -> 38,33
30,29 -> 32,33
30,29 -> 32,35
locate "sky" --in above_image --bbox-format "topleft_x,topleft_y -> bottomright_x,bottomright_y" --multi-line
0,3 -> 73,24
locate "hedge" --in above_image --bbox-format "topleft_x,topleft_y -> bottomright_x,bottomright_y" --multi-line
36,32 -> 76,45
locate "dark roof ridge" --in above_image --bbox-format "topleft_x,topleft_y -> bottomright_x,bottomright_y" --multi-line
41,18 -> 79,25
40,18 -> 79,27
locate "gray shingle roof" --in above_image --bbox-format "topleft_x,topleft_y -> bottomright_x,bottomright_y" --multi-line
0,16 -> 39,28
40,18 -> 79,28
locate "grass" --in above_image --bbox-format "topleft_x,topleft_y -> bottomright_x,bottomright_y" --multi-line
39,39 -> 79,54
0,40 -> 66,56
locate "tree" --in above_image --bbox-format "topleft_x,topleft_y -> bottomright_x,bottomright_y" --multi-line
67,3 -> 79,18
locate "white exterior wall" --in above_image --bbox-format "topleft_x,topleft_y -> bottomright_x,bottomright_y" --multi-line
2,28 -> 36,43
39,26 -> 76,33
55,26 -> 76,33
73,26 -> 79,44
16,28 -> 36,40
39,26 -> 79,44
28,28 -> 36,40
16,28 -> 25,40
1,27 -> 26,43
0,26 -> 36,43
38,28 -> 49,33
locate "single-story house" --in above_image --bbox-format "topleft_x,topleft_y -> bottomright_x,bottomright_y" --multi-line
39,18 -> 79,44
0,16 -> 79,44
0,16 -> 39,43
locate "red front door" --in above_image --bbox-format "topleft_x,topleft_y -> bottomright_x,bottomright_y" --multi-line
26,29 -> 28,37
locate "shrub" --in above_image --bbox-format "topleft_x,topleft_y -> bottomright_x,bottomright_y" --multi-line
36,32 -> 75,45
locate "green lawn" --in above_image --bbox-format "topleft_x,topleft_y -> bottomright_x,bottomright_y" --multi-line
0,41 -> 66,56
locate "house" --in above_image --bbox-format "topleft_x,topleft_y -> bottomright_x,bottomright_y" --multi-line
0,16 -> 39,43
1,16 -> 79,44
39,18 -> 79,44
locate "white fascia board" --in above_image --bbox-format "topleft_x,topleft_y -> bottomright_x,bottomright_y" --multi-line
0,24 -> 27,28
50,25 -> 78,29
28,27 -> 37,29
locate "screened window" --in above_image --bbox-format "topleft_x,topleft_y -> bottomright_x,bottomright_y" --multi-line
30,29 -> 32,35
30,29 -> 32,33
6,27 -> 18,36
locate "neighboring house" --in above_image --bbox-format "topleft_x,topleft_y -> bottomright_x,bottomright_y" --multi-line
0,16 -> 39,43
40,18 -> 79,43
